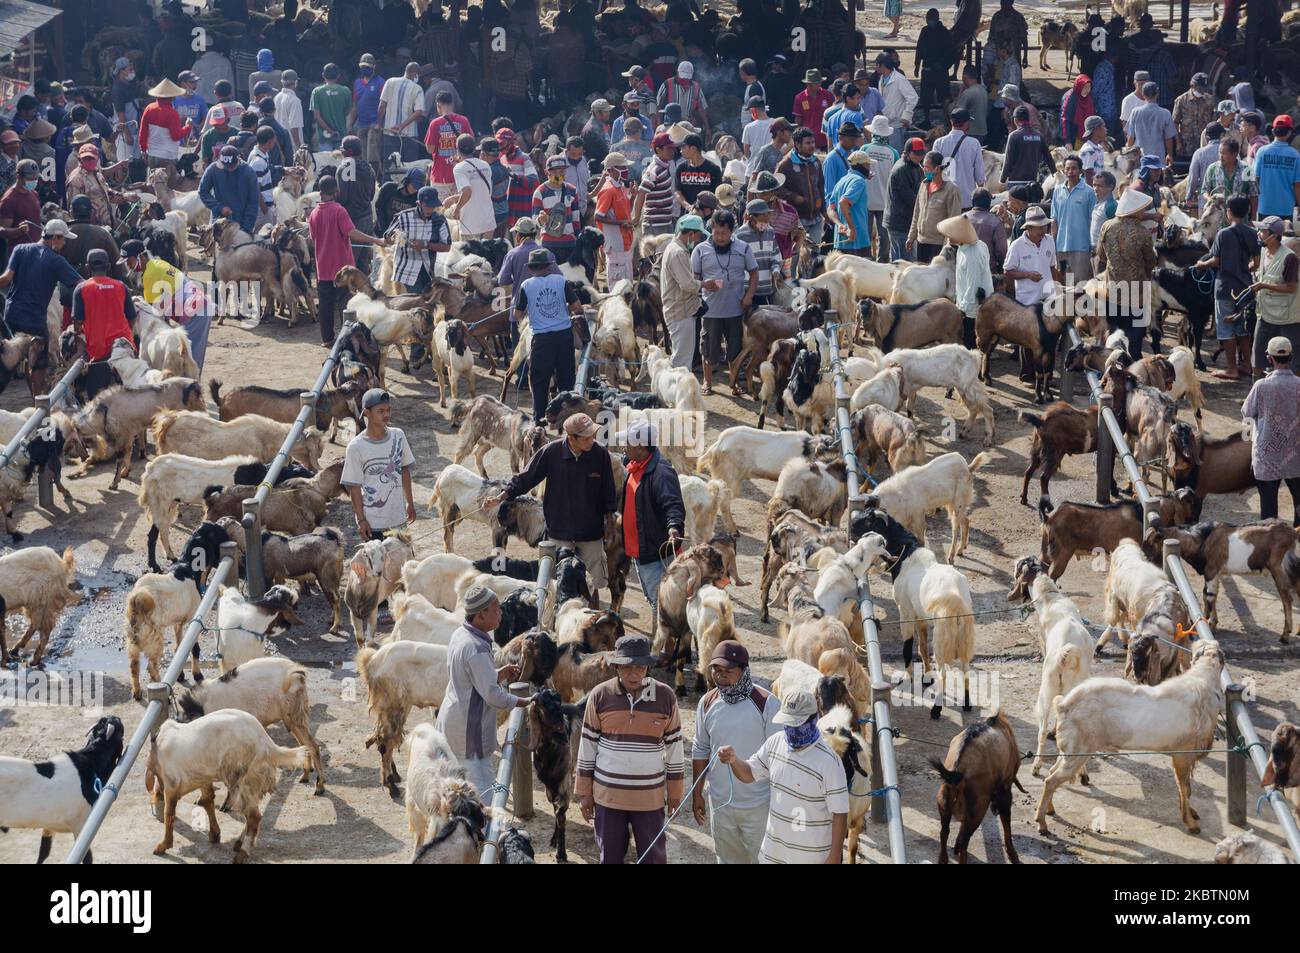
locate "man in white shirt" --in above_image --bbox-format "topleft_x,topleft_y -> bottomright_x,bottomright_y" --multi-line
247,126 -> 279,229
273,69 -> 304,150
933,108 -> 985,209
740,96 -> 774,174
378,62 -> 426,175
1004,205 -> 1061,306
1079,116 -> 1107,184
450,133 -> 497,240
342,388 -> 417,541
1120,70 -> 1150,138
875,52 -> 918,154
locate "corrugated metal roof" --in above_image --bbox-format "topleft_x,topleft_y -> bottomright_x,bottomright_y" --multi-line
0,0 -> 62,58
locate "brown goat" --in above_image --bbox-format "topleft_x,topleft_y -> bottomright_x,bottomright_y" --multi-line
759,509 -> 849,622
653,543 -> 729,695
1037,489 -> 1200,579
1263,722 -> 1300,817
202,461 -> 346,535
757,337 -> 798,428
1018,402 -> 1101,505
209,379 -> 362,444
975,293 -> 1070,403
551,643 -> 617,702
1144,520 -> 1300,642
859,299 -> 964,353
1165,422 -> 1254,515
1102,365 -> 1180,489
850,404 -> 925,475
729,303 -> 802,393
931,712 -> 1025,864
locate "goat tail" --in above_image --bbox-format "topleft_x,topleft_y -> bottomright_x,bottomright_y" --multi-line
706,478 -> 728,508
967,450 -> 994,473
1018,409 -> 1045,429
1057,643 -> 1085,681
151,409 -> 180,452
355,645 -> 378,694
696,441 -> 717,478
144,734 -> 159,795
126,590 -> 156,635
928,756 -> 964,787
269,742 -> 310,774
1037,494 -> 1054,522
758,359 -> 776,399
61,546 -> 76,582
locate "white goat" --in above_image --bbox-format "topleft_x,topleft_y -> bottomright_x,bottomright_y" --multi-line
771,657 -> 823,699
124,563 -> 204,700
138,453 -> 261,564
889,247 -> 956,303
866,451 -> 993,562
214,584 -> 302,674
389,591 -> 465,644
0,407 -> 37,445
881,344 -> 996,446
135,299 -> 200,379
0,546 -> 80,668
346,532 -> 416,647
678,474 -> 727,546
849,365 -> 906,413
153,410 -> 324,469
643,344 -> 704,410
686,584 -> 735,689
400,553 -> 478,611
1214,831 -> 1292,864
404,722 -> 473,854
698,426 -> 833,534
825,249 -> 899,300
356,640 -> 451,792
107,337 -> 168,387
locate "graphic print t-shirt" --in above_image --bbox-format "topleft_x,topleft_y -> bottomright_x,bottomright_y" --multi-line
341,427 -> 415,530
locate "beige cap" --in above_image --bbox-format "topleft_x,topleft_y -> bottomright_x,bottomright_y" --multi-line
668,121 -> 701,144
563,413 -> 599,437
602,152 -> 629,169
1267,336 -> 1293,357
847,151 -> 872,168
714,183 -> 737,207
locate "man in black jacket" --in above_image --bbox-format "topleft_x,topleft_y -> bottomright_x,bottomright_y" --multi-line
1003,104 -> 1055,186
491,413 -> 617,607
337,134 -> 378,273
885,137 -> 927,261
617,420 -> 685,626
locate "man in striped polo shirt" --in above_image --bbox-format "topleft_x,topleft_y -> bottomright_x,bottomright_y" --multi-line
719,688 -> 849,863
634,133 -> 682,237
577,634 -> 684,864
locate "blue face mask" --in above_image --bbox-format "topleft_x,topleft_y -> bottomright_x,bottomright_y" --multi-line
923,171 -> 935,182
24,179 -> 38,191
359,66 -> 374,78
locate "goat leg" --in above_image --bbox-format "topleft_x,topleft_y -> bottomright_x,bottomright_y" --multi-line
996,787 -> 1020,863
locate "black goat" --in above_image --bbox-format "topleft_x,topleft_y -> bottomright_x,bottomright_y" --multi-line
495,587 -> 540,647
473,554 -> 540,581
1152,265 -> 1215,370
554,547 -> 592,606
530,689 -> 586,863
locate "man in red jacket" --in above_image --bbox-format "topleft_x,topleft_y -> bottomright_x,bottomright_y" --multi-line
138,79 -> 193,187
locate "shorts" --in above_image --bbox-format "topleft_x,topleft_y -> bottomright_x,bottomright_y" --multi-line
550,536 -> 608,591
1215,297 -> 1247,341
702,314 -> 743,366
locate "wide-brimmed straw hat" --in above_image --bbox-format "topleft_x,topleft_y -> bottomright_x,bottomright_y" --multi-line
1023,206 -> 1050,228
148,78 -> 186,98
1116,189 -> 1153,217
938,214 -> 978,245
23,118 -> 56,140
752,170 -> 785,192
668,121 -> 701,144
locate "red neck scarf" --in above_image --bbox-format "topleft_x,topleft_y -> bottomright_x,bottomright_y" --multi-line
622,454 -> 652,558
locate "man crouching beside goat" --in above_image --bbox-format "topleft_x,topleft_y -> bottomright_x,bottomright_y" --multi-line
436,585 -> 535,796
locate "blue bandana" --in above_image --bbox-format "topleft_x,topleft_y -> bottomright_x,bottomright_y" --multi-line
784,717 -> 821,749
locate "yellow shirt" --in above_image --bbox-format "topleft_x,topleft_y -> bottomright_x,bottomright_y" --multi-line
142,258 -> 181,306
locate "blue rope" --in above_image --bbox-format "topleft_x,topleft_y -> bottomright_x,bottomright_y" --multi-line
868,783 -> 899,799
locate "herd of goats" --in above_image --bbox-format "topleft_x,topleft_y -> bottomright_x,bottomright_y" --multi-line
0,134 -> 1299,865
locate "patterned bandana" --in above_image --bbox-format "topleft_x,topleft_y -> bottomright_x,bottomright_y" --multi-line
719,668 -> 753,705
784,716 -> 821,749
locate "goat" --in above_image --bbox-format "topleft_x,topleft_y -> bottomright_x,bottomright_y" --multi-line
882,344 -> 996,445
531,689 -> 586,862
1152,265 -> 1214,370
134,299 -> 199,379
346,532 -> 417,647
432,317 -> 475,407
859,298 -> 964,353
1036,489 -> 1200,579
825,248 -> 898,300
1101,365 -> 1179,489
1165,422 -> 1254,514
1036,640 -> 1226,834
848,364 -> 906,415
451,395 -> 548,476
0,716 -> 124,864
176,657 -> 324,795
654,544 -> 730,695
428,463 -> 547,552
863,451 -> 992,563
697,427 -> 839,534
686,584 -> 736,690
642,343 -> 705,411
759,509 -> 849,622
145,708 -> 309,862
356,640 -> 451,795
217,519 -> 344,631
818,704 -> 873,862
849,404 -> 925,476
139,452 -> 261,570
1018,401 -> 1100,506
208,378 -> 361,444
550,643 -> 617,702
1098,539 -> 1191,686
782,347 -> 835,435
1214,831 -> 1292,864
153,410 -> 323,471
1008,556 -> 1095,776
890,245 -> 957,304
403,723 -> 481,856
1117,345 -> 1206,430
768,455 -> 848,531
203,460 -> 346,536
209,217 -> 311,326
590,288 -> 639,388
976,293 -> 1070,403
678,474 -> 727,547
69,378 -> 204,489
0,545 -> 79,668
1263,722 -> 1300,818
212,584 -> 303,674
1143,520 -> 1300,643
931,712 -> 1024,864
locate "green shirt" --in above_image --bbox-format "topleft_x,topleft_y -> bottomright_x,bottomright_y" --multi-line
200,125 -> 235,163
310,82 -> 352,142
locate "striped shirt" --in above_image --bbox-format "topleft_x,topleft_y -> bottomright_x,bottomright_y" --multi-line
385,206 -> 452,287
379,77 -> 425,137
639,154 -> 681,232
745,733 -> 849,864
532,180 -> 582,248
575,678 -> 685,812
735,223 -> 780,296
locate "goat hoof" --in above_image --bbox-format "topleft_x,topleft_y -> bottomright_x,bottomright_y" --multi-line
929,705 -> 942,720
1080,773 -> 1091,785
387,782 -> 402,802
313,784 -> 326,796
232,850 -> 249,864
152,843 -> 169,856
207,828 -> 221,843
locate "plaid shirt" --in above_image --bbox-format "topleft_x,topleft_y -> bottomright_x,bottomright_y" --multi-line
385,206 -> 451,287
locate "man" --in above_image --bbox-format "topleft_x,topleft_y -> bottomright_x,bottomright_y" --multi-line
737,58 -> 767,132
736,199 -> 781,302
139,252 -> 215,368
660,214 -> 705,369
387,185 -> 452,295
256,97 -> 293,165
207,78 -> 245,134
349,52 -> 385,174
1120,70 -> 1151,139
635,133 -> 681,237
988,41 -> 1022,100
1095,189 -> 1157,359
0,219 -> 83,340
989,0 -> 1030,69
0,130 -> 20,197
436,585 -> 535,796
1202,138 -> 1258,221
376,167 -> 425,233
822,121 -> 864,202
496,217 -> 553,313
378,62 -> 426,174
198,145 -> 259,235
954,66 -> 989,143
1206,99 -> 1241,151
763,54 -> 800,127
1249,216 -> 1300,381
946,214 -> 994,347
534,154 -> 583,265
776,127 -> 827,267
563,136 -> 592,216
1185,122 -> 1225,210
424,91 -> 474,203
62,196 -> 120,272
1253,115 -> 1300,220
1090,170 -> 1118,250
247,127 -> 282,228
1050,154 -> 1097,282
1127,82 -> 1176,166
793,69 -> 834,150
1243,336 -> 1300,523
110,57 -> 142,161
498,127 -> 540,229
137,79 -> 192,188
337,135 -> 379,272
247,48 -> 282,100
66,146 -> 135,227
582,99 -> 614,167
622,65 -> 658,127
273,69 -> 303,150
200,104 -> 236,164
1004,104 -> 1055,187
611,91 -> 651,146
828,151 -> 873,258
908,151 -> 962,262
717,688 -> 848,864
967,187 -> 1008,273
71,248 -> 136,364
596,153 -> 636,287
1091,49 -> 1119,132
824,85 -> 866,152
1005,204 -> 1062,311
999,84 -> 1042,139
657,61 -> 710,142
174,71 -> 208,136
494,412 -> 617,605
692,639 -> 779,864
611,117 -> 652,183
1002,184 -> 1032,241
876,53 -> 918,154
886,137 -> 926,261
515,247 -> 584,419
740,97 -> 775,173
193,44 -> 235,108
1078,115 -> 1107,185
674,133 -> 723,212
915,8 -> 958,123
1195,196 -> 1259,381
478,138 -> 511,238
1242,112 -> 1269,160
576,634 -> 685,865
617,419 -> 684,622
342,387 -> 418,542
934,109 -> 985,210
308,175 -> 388,344
1172,72 -> 1215,161
692,209 -> 758,395
750,117 -> 792,181
310,63 -> 351,151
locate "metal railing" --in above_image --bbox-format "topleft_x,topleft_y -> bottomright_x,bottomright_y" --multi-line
65,542 -> 241,863
243,319 -> 351,599
1062,327 -> 1300,860
0,358 -> 85,510
828,320 -> 908,864
482,539 -> 557,863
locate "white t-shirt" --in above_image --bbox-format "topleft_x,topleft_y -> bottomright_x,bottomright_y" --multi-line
741,117 -> 775,173
453,157 -> 498,236
1004,232 -> 1058,305
379,77 -> 425,137
274,88 -> 304,143
1079,140 -> 1105,180
744,733 -> 849,864
341,426 -> 416,531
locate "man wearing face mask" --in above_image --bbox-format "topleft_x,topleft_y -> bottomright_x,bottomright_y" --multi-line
348,53 -> 386,176
533,154 -> 583,265
110,57 -> 142,161
0,130 -> 20,197
692,209 -> 758,396
595,152 -> 636,287
0,160 -> 44,248
660,214 -> 705,369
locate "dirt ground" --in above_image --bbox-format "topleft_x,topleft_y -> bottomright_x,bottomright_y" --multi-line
1,5 -> 1295,866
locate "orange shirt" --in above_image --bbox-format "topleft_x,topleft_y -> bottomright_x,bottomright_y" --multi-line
595,180 -> 634,252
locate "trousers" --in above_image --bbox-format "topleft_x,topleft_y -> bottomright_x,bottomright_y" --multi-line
709,802 -> 769,864
317,278 -> 341,343
550,536 -> 608,591
1257,476 -> 1300,524
529,327 -> 576,422
667,316 -> 696,370
594,803 -> 666,864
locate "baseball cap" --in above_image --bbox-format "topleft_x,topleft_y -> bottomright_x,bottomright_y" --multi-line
773,688 -> 818,726
42,219 -> 77,239
1191,72 -> 1209,88
1254,215 -> 1286,235
1273,114 -> 1295,131
676,214 -> 705,233
746,95 -> 766,109
1084,115 -> 1105,132
417,186 -> 440,205
1267,336 -> 1293,357
253,80 -> 274,97
678,61 -> 694,79
546,154 -> 567,170
652,132 -> 674,149
1134,70 -> 1151,83
622,90 -> 642,104
358,52 -> 377,67
745,198 -> 772,216
622,65 -> 646,79
208,104 -> 228,124
589,98 -> 613,113
219,144 -> 239,162
178,70 -> 198,84
86,248 -> 111,269
496,128 -> 517,143
121,239 -> 145,257
479,137 -> 500,153
70,195 -> 93,218
770,117 -> 792,133
907,137 -> 927,153
563,413 -> 598,437
512,216 -> 539,235
950,107 -> 971,124
1217,99 -> 1236,113
0,129 -> 20,146
694,190 -> 718,209
838,121 -> 862,138
847,151 -> 872,168
614,419 -> 657,446
114,56 -> 132,73
710,640 -> 749,668
361,388 -> 390,410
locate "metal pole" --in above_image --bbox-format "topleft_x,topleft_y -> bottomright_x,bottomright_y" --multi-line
575,312 -> 597,395
65,545 -> 239,864
242,498 -> 265,598
1095,392 -> 1114,503
1224,683 -> 1247,827
480,698 -> 528,865
0,358 -> 85,469
34,393 -> 53,510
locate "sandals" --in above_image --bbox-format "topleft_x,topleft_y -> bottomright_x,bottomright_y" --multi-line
701,384 -> 714,397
